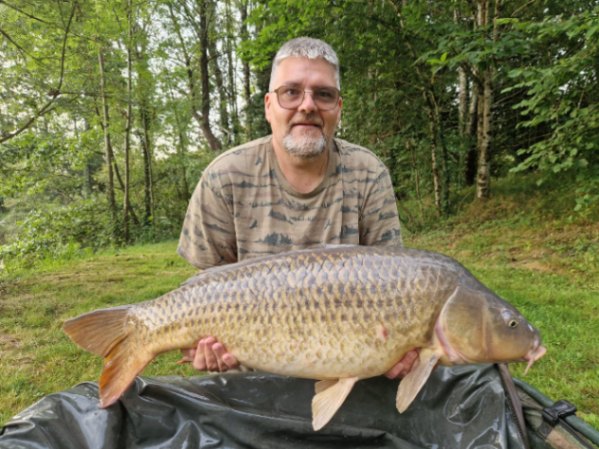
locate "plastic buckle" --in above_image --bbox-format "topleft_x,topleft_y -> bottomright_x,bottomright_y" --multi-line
542,400 -> 577,426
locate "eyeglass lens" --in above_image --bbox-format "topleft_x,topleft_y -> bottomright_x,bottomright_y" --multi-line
274,86 -> 339,110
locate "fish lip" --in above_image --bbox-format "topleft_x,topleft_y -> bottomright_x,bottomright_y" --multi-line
523,344 -> 546,374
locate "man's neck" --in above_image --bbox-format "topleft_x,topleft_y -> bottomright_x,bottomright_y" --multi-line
272,142 -> 330,194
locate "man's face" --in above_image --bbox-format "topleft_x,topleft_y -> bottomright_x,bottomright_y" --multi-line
265,57 -> 342,159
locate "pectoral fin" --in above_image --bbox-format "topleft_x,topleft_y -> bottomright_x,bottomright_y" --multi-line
396,348 -> 441,413
314,379 -> 337,394
311,377 -> 358,431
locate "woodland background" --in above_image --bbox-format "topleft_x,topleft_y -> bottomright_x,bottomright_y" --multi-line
1,0 -> 598,266
1,0 -> 599,431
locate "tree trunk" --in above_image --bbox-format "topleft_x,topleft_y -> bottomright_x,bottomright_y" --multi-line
207,7 -> 230,146
97,47 -> 118,235
197,0 -> 221,151
123,0 -> 133,242
424,89 -> 450,215
465,79 -> 479,186
458,67 -> 469,137
134,23 -> 155,228
428,106 -> 442,214
476,68 -> 493,200
168,0 -> 221,151
224,0 -> 241,145
139,103 -> 155,226
239,0 -> 252,137
474,0 -> 498,200
407,137 -> 424,222
164,69 -> 191,203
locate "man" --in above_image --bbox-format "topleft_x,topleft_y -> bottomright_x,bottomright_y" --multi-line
178,37 -> 418,377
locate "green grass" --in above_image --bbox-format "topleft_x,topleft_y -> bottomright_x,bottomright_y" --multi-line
0,242 -> 199,424
402,178 -> 599,428
1,179 -> 598,429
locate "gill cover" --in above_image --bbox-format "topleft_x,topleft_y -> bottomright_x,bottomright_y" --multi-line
438,285 -> 540,364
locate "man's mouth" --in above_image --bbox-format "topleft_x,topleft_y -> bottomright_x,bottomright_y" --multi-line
291,122 -> 322,129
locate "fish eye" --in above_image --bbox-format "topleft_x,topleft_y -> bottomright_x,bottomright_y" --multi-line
501,310 -> 520,329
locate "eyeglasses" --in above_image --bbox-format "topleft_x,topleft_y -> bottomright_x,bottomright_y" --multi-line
271,85 -> 341,111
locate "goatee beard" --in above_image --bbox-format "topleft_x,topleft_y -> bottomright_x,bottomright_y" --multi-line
282,133 -> 327,159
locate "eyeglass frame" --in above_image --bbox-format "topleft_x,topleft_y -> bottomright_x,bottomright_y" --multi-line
269,85 -> 341,111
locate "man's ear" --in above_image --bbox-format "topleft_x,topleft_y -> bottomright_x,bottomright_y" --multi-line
264,92 -> 272,124
335,97 -> 343,126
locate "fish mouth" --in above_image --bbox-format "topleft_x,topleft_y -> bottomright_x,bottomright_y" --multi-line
523,342 -> 546,374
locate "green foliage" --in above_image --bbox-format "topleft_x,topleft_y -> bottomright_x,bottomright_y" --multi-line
506,9 -> 599,178
0,198 -> 112,269
1,0 -> 598,268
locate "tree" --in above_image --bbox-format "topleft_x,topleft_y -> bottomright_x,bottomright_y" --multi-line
0,0 -> 76,143
2,0 -> 597,263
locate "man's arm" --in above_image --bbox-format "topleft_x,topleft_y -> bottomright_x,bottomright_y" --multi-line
178,170 -> 237,270
359,165 -> 402,246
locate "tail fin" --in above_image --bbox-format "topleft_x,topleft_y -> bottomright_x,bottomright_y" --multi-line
63,306 -> 154,407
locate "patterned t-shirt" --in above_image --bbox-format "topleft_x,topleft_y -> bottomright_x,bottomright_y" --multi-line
178,135 -> 401,269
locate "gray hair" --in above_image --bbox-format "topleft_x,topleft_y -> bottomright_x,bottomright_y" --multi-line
269,37 -> 340,91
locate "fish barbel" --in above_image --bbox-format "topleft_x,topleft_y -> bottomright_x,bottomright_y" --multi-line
63,245 -> 546,430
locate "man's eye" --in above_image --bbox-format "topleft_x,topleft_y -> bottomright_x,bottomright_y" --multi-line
282,88 -> 301,97
315,89 -> 336,101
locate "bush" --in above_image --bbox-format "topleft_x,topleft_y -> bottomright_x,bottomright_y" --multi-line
0,197 -> 113,268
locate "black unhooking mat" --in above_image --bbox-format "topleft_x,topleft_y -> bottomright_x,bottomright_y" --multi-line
1,365 -> 597,449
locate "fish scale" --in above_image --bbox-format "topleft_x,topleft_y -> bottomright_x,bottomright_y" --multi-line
63,245 -> 545,431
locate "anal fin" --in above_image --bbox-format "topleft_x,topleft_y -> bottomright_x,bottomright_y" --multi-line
396,348 -> 440,413
311,377 -> 358,431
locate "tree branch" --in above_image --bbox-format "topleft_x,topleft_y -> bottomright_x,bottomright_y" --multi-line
0,1 -> 77,143
0,0 -> 50,24
0,26 -> 28,57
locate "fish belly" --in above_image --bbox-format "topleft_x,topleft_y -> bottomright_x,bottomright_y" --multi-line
135,246 -> 450,380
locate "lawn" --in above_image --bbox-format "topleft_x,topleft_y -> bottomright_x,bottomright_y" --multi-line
0,213 -> 598,428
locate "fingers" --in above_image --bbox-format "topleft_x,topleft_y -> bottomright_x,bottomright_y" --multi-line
385,349 -> 420,379
211,342 -> 239,371
177,348 -> 195,364
190,337 -> 239,372
200,336 -> 218,371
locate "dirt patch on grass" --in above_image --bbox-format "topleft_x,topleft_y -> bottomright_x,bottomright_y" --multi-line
0,333 -> 21,350
511,260 -> 554,273
410,218 -> 598,291
0,333 -> 36,367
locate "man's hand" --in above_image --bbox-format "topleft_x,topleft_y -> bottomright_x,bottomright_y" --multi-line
384,349 -> 420,379
180,337 -> 239,372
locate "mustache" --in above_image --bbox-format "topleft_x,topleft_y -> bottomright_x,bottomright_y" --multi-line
289,113 -> 323,128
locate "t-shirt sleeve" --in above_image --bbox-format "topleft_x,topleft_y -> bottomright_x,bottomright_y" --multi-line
359,164 -> 402,246
177,168 -> 238,269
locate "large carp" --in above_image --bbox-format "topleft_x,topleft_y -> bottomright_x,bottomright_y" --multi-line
63,245 -> 546,431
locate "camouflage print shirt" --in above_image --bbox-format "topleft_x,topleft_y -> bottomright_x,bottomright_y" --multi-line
178,135 -> 401,269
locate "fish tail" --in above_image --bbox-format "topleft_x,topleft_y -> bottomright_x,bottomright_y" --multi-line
63,306 -> 153,407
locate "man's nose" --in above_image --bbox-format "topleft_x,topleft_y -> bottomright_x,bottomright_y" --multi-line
298,91 -> 318,112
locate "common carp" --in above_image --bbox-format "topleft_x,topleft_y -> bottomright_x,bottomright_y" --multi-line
63,245 -> 546,431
